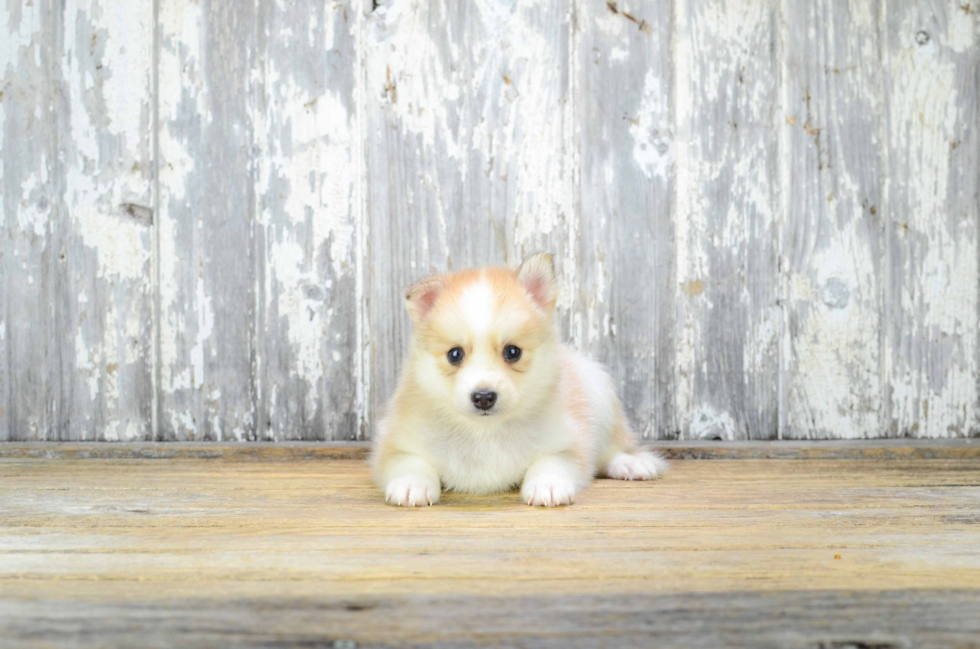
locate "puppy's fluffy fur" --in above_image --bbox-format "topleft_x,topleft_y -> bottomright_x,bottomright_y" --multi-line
371,253 -> 666,507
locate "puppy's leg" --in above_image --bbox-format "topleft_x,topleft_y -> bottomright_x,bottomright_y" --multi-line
521,454 -> 585,507
377,452 -> 441,507
597,411 -> 667,481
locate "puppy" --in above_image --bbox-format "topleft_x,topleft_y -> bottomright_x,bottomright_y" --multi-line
371,252 -> 666,507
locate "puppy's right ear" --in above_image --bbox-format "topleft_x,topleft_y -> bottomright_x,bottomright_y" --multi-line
517,252 -> 557,313
405,276 -> 443,324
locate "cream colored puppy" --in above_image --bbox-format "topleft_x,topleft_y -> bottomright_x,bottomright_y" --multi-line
371,253 -> 666,507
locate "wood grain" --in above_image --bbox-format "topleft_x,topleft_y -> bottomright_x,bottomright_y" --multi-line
2,590 -> 979,649
674,0 -> 781,440
575,0 -> 676,439
781,0 -> 885,439
882,1 -> 979,438
253,1 -> 360,440
1,454 -> 979,646
1,1 -> 59,441
157,0 -> 258,441
2,439 -> 980,461
61,0 -> 156,441
1,0 -> 155,441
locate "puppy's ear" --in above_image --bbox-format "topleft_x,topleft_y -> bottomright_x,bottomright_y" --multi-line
405,276 -> 443,324
517,252 -> 557,312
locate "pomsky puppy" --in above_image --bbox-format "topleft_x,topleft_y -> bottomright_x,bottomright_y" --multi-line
371,252 -> 666,507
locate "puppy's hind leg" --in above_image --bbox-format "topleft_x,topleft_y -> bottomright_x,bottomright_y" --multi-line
597,411 -> 667,481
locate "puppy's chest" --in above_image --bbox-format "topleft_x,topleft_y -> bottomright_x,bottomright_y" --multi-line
430,430 -> 539,493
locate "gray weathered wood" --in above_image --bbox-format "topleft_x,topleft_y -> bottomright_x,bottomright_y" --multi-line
673,0 -> 781,440
362,0 -> 574,424
61,0 -> 156,441
882,1 -> 979,438
2,439 -> 979,461
781,0 -> 886,439
253,1 -> 360,440
2,0 -> 979,441
157,0 -> 258,440
2,590 -> 979,649
575,0 -> 676,439
1,0 -> 155,441
2,2 -> 58,441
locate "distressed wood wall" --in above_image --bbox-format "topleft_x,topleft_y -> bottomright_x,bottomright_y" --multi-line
1,0 -> 978,441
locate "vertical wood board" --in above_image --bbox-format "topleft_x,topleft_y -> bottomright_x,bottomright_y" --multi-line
673,0 -> 781,440
780,0 -> 885,439
575,0 -> 676,438
882,0 -> 979,438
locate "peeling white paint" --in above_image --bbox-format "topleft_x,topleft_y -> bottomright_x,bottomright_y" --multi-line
4,0 -> 979,442
188,276 -> 213,392
690,406 -> 737,441
630,70 -> 671,181
885,4 -> 978,437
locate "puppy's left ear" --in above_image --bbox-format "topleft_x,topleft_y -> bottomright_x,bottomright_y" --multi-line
517,252 -> 557,313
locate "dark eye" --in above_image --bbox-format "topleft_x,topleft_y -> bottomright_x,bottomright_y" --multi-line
447,347 -> 465,365
503,345 -> 522,362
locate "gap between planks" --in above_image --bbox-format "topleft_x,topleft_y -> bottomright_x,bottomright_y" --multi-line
0,439 -> 978,461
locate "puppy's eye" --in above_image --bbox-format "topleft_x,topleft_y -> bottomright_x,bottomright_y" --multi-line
447,347 -> 465,365
503,345 -> 522,362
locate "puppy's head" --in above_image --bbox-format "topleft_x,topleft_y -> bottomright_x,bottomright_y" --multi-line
404,252 -> 559,425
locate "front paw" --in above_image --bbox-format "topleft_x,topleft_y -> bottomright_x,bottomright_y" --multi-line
385,475 -> 440,507
521,475 -> 577,507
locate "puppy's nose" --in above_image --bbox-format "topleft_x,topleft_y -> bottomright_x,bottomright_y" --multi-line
471,390 -> 497,411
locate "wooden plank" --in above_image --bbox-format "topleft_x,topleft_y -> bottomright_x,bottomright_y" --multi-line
59,0 -> 155,440
780,1 -> 885,438
882,2 -> 979,438
1,0 -> 155,441
157,0 -> 257,440
2,439 -> 980,461
362,0 -> 573,422
252,2 -> 359,440
2,590 -> 979,649
1,456 -> 980,647
575,0 -> 675,439
1,2 -> 59,440
673,0 -> 780,439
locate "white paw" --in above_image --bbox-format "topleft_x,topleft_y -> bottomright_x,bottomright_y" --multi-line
605,451 -> 667,481
521,474 -> 577,507
385,475 -> 440,507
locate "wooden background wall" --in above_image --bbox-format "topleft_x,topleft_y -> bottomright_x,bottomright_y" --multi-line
1,0 -> 978,442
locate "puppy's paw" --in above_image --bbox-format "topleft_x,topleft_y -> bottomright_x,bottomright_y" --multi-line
521,474 -> 577,507
605,451 -> 667,481
385,475 -> 440,507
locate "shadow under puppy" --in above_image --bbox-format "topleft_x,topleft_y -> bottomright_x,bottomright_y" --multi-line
371,252 -> 666,507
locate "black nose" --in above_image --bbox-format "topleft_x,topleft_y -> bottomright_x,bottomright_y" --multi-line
471,390 -> 497,411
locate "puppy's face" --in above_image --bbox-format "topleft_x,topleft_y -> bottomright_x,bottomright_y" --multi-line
404,253 -> 559,425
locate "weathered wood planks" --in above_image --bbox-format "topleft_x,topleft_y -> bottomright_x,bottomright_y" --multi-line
2,453 -> 980,646
1,0 -> 979,440
1,0 -> 155,441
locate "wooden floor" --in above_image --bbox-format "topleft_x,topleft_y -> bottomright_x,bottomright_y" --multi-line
1,444 -> 979,648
